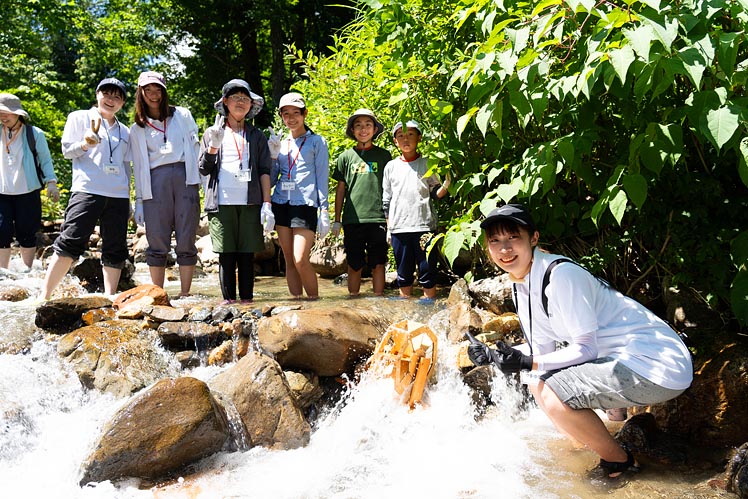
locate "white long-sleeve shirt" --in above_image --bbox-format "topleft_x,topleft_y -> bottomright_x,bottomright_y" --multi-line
512,248 -> 693,390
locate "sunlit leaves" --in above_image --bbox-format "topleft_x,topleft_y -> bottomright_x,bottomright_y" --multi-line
703,105 -> 740,150
608,45 -> 636,83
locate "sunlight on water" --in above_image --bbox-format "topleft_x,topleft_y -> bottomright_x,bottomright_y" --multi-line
89,310 -> 564,499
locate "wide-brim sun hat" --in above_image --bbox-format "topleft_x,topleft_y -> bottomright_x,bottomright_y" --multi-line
278,92 -> 306,110
96,77 -> 127,98
0,93 -> 29,119
214,79 -> 264,120
137,71 -> 166,88
392,120 -> 421,138
480,203 -> 536,232
346,108 -> 385,140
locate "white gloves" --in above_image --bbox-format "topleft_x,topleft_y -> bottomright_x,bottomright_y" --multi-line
134,201 -> 145,226
83,118 -> 101,146
386,229 -> 392,245
331,221 -> 342,238
206,115 -> 225,149
318,210 -> 330,239
267,127 -> 281,160
260,202 -> 275,233
442,172 -> 452,190
46,182 -> 60,203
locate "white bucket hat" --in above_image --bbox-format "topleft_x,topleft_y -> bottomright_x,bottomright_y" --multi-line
346,109 -> 385,140
0,93 -> 29,119
214,79 -> 264,119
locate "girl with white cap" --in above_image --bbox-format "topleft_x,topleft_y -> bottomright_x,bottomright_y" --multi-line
0,93 -> 59,270
267,92 -> 329,299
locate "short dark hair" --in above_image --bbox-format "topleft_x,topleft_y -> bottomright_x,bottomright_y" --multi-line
97,84 -> 125,100
225,87 -> 250,98
483,218 -> 530,238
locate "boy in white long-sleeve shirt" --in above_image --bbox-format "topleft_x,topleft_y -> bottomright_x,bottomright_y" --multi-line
382,120 -> 449,299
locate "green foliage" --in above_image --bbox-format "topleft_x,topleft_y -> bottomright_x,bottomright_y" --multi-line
296,0 -> 748,328
1,0 -> 174,208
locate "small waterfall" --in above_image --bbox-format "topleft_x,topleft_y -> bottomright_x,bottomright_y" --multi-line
219,396 -> 252,452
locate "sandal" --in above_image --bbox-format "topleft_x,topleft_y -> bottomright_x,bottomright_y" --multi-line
599,446 -> 641,479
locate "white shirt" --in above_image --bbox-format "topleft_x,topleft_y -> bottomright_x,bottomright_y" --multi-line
513,248 -> 693,390
218,128 -> 250,205
61,108 -> 131,198
0,130 -> 29,194
143,117 -> 186,167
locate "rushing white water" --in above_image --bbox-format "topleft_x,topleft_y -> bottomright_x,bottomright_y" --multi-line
0,259 -> 710,499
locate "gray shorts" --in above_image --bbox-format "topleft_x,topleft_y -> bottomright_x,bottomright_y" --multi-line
540,357 -> 686,410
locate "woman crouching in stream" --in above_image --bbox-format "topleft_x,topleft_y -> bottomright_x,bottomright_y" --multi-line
468,203 -> 693,479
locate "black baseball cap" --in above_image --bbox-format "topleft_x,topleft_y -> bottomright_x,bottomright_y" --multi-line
96,78 -> 127,98
480,203 -> 536,232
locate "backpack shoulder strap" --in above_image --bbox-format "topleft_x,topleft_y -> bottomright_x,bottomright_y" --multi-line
541,258 -> 574,316
25,125 -> 44,185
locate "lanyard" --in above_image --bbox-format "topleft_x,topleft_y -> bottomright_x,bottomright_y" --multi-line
231,126 -> 247,168
146,118 -> 167,143
286,135 -> 308,179
3,123 -> 21,154
101,118 -> 122,163
512,267 -> 534,355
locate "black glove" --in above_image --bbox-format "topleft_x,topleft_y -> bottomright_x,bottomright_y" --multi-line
467,342 -> 494,366
493,341 -> 533,374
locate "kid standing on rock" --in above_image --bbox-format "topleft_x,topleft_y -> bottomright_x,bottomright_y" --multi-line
382,120 -> 450,299
332,109 -> 391,296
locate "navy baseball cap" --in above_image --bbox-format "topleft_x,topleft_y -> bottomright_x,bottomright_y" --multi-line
96,78 -> 127,97
480,204 -> 536,232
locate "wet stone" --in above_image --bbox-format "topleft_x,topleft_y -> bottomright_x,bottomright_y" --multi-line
157,321 -> 229,351
188,306 -> 212,322
175,351 -> 201,369
143,305 -> 187,323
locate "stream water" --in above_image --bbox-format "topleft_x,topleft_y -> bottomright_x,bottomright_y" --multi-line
0,257 -> 727,498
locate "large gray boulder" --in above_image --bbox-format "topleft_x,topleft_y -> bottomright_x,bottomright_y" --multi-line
79,376 -> 230,485
209,352 -> 310,450
257,307 -> 386,376
57,319 -> 180,397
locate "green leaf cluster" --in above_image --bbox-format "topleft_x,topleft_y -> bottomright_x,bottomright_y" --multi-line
296,0 -> 748,328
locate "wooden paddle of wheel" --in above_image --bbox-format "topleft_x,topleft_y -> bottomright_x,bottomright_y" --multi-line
367,319 -> 438,409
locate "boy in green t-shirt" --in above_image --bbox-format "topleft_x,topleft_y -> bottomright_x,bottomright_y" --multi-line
331,109 -> 392,296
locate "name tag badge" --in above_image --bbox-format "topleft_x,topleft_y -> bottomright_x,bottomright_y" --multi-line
520,370 -> 545,387
159,142 -> 173,155
6,154 -> 14,166
281,181 -> 296,191
103,164 -> 120,175
235,170 -> 251,182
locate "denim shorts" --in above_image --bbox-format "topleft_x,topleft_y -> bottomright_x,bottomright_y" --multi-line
272,202 -> 317,231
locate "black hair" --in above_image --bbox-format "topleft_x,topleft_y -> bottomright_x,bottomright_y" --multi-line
97,84 -> 125,100
225,87 -> 250,98
484,218 -> 534,238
